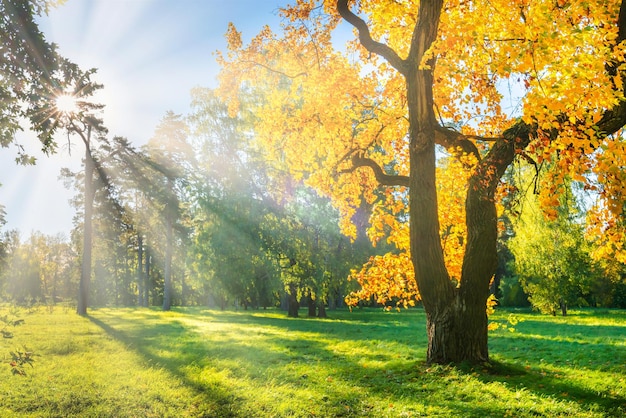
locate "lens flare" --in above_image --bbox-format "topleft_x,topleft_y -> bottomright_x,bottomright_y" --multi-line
55,93 -> 79,115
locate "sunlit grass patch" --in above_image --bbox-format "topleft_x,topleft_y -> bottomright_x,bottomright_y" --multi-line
0,305 -> 624,417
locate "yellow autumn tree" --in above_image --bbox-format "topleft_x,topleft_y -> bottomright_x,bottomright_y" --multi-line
218,0 -> 626,364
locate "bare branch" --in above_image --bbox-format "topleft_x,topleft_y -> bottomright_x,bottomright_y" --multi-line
336,0 -> 408,75
516,151 -> 542,194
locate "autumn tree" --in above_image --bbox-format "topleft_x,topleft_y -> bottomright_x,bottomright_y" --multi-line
218,0 -> 626,363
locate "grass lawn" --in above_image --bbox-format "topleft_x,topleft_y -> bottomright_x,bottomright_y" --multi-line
0,305 -> 624,417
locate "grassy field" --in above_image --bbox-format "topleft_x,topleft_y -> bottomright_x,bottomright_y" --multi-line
0,305 -> 624,417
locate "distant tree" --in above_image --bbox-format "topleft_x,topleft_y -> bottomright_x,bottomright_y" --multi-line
188,89 -> 369,315
0,231 -> 40,303
189,89 -> 281,309
145,112 -> 195,311
509,170 -> 596,315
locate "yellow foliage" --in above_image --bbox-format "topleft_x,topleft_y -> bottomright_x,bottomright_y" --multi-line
217,0 -> 626,308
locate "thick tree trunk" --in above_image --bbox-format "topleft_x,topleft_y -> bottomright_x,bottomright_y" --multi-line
404,0 -> 490,364
77,140 -> 94,316
408,140 -> 492,363
426,294 -> 489,364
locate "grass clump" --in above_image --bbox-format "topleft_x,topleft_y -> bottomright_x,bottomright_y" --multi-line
0,305 -> 624,417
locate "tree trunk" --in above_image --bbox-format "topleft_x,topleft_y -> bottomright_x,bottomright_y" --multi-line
287,283 -> 299,318
162,174 -> 176,311
404,0 -> 491,364
328,292 -> 337,310
181,271 -> 187,306
425,294 -> 489,364
307,294 -> 316,317
145,248 -> 151,306
137,232 -> 143,306
77,138 -> 94,316
317,301 -> 327,318
162,212 -> 173,311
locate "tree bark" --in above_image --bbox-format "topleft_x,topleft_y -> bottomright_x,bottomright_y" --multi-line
403,0 -> 489,364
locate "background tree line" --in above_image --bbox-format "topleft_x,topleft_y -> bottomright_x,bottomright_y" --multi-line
1,87 -> 624,314
0,0 -> 624,325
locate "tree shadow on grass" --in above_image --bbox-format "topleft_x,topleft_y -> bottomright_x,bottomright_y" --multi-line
87,313 -> 244,418
468,359 -> 626,416
87,307 -> 625,417
482,329 -> 626,415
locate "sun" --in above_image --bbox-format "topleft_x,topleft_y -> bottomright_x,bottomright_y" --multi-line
55,93 -> 79,115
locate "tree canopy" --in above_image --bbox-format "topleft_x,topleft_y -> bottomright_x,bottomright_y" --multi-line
0,0 -> 70,163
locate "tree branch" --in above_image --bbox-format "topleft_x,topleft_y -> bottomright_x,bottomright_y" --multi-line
339,153 -> 410,187
336,0 -> 408,75
434,126 -> 483,162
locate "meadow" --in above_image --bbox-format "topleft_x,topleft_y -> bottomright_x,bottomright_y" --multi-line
0,305 -> 624,417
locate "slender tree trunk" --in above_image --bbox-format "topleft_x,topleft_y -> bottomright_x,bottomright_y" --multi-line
143,245 -> 151,307
144,247 -> 151,306
137,233 -> 143,306
162,213 -> 173,311
162,175 -> 175,311
182,271 -> 187,306
77,136 -> 94,316
307,293 -> 316,317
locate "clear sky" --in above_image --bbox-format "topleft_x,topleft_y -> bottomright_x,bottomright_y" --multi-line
0,0 -> 286,238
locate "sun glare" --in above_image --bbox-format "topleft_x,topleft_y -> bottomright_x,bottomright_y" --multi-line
55,93 -> 79,114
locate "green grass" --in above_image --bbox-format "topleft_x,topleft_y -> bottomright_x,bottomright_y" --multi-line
0,305 -> 624,417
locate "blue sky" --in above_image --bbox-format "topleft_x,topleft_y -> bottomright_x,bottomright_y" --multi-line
0,0 -> 287,237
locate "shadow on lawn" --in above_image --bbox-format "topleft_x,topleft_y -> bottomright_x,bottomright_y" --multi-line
468,360 -> 626,416
486,327 -> 626,414
87,314 -> 245,418
87,308 -> 625,417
